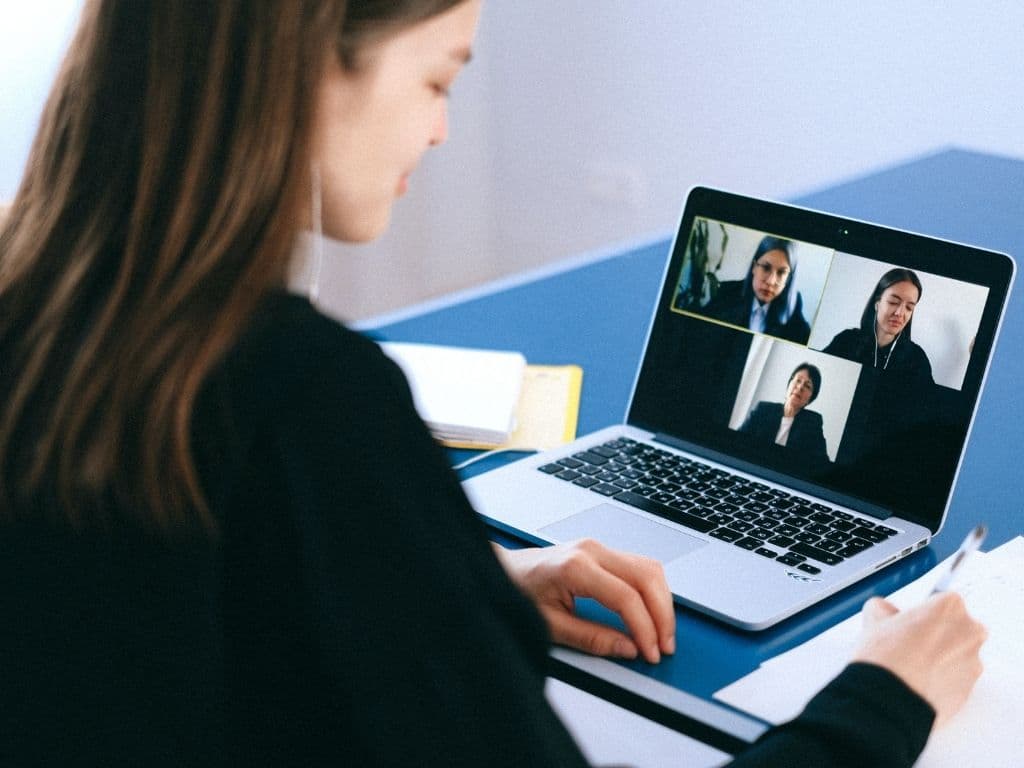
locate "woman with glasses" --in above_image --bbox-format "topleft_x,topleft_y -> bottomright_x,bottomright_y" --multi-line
703,236 -> 811,343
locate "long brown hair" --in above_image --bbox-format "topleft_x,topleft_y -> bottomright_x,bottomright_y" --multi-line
0,0 -> 465,535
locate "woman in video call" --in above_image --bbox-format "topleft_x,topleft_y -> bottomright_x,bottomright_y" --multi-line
703,235 -> 811,343
740,363 -> 829,465
0,1 -> 985,766
823,267 -> 935,385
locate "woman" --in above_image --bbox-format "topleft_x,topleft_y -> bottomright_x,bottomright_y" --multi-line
703,236 -> 811,344
0,2 -> 984,766
823,267 -> 934,384
740,363 -> 828,466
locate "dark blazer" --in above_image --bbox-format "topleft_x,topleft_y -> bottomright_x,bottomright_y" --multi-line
740,401 -> 829,465
702,280 -> 811,344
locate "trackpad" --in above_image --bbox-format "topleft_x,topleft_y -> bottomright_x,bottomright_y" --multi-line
539,504 -> 707,563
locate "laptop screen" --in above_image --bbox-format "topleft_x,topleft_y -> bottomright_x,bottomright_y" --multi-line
629,187 -> 1013,533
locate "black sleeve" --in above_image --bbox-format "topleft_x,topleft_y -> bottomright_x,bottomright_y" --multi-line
726,662 -> 934,768
234,307 -> 591,768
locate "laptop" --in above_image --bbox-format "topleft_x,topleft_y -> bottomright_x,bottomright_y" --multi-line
463,186 -> 1014,630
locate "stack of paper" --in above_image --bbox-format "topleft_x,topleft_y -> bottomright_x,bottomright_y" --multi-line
380,341 -> 527,447
380,341 -> 583,451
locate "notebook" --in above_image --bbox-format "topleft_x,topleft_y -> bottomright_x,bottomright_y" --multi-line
463,186 -> 1014,630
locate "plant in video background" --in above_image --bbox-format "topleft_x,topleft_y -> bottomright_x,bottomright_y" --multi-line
674,218 -> 729,310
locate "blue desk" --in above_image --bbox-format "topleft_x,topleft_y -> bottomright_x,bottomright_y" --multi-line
368,148 -> 1023,732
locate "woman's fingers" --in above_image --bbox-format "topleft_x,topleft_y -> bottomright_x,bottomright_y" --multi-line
582,542 -> 676,655
544,608 -> 640,660
492,540 -> 677,663
553,540 -> 674,662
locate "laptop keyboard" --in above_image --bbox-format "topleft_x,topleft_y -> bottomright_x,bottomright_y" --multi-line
538,437 -> 899,576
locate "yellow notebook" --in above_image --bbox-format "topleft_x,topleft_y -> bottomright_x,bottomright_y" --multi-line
444,364 -> 583,451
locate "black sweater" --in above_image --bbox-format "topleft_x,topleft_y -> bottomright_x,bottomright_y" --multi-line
0,293 -> 934,766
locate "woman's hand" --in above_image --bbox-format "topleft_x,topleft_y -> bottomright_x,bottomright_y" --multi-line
852,592 -> 987,727
493,539 -> 675,664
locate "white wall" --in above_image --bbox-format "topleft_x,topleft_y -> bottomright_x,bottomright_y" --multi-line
0,2 -> 83,200
5,2 -> 1024,321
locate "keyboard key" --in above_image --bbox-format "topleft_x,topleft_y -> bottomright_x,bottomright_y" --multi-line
733,537 -> 760,551
825,530 -> 852,543
749,527 -> 773,540
775,524 -> 800,537
797,563 -> 822,575
852,526 -> 889,543
538,463 -> 562,474
706,512 -> 733,526
574,451 -> 609,466
709,527 -> 742,542
777,552 -> 806,566
755,547 -> 779,559
612,491 -> 717,533
835,544 -> 870,558
818,539 -> 843,552
555,469 -> 581,481
572,476 -> 600,488
845,537 -> 873,551
790,542 -> 844,566
768,535 -> 796,548
589,445 -> 619,458
795,532 -> 821,544
804,523 -> 830,535
727,520 -> 754,533
830,519 -> 856,532
592,483 -> 621,497
874,525 -> 899,537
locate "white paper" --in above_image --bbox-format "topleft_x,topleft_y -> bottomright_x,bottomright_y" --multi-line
714,536 -> 1024,767
379,341 -> 526,445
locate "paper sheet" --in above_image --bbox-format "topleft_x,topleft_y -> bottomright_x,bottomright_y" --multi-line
714,536 -> 1024,767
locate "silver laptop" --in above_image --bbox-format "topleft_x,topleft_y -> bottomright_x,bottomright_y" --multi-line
464,186 -> 1014,630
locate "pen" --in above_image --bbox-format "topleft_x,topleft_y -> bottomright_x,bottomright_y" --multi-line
930,524 -> 987,595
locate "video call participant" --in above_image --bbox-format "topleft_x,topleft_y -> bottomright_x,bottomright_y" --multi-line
0,2 -> 985,766
823,268 -> 934,386
702,236 -> 811,344
739,363 -> 829,466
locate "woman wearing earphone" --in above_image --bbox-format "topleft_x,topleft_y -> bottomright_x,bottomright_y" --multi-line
823,268 -> 934,384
